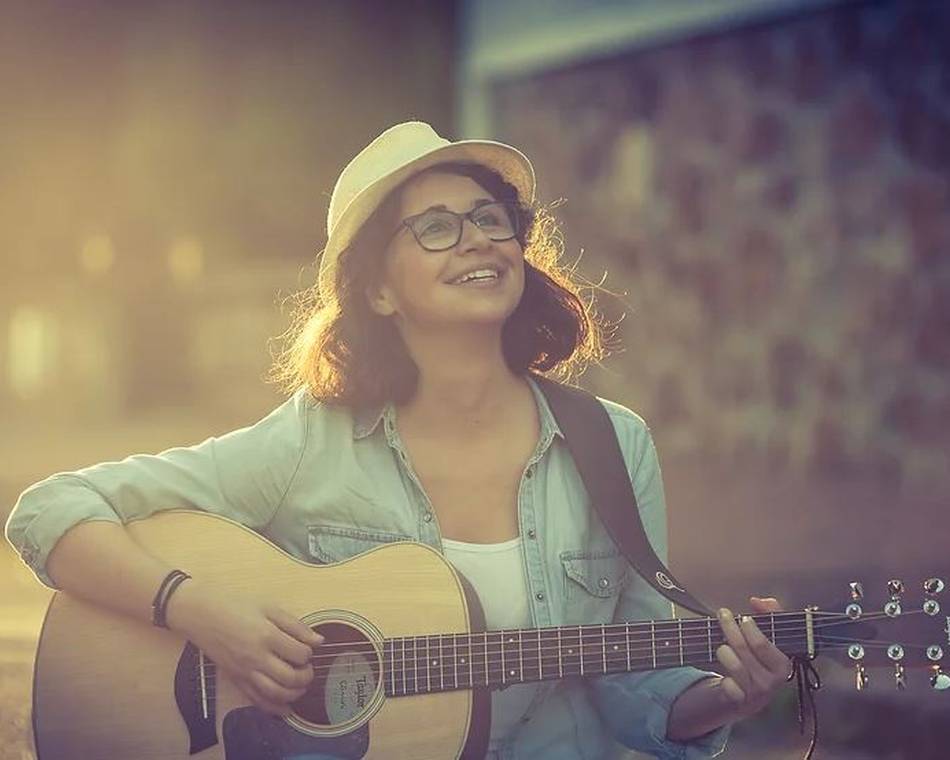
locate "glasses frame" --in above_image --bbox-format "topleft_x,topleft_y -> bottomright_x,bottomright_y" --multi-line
392,201 -> 521,252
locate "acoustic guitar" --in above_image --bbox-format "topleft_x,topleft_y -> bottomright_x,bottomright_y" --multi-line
31,510 -> 949,759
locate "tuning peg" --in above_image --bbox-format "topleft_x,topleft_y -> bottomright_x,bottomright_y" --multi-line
855,663 -> 869,690
931,666 -> 950,691
845,602 -> 862,620
927,645 -> 944,662
924,578 -> 946,595
894,662 -> 906,690
884,600 -> 902,618
850,581 -> 864,601
924,599 -> 941,616
887,579 -> 905,599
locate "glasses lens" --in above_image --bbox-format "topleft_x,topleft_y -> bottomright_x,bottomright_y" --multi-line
408,202 -> 520,251
411,210 -> 459,251
472,202 -> 517,241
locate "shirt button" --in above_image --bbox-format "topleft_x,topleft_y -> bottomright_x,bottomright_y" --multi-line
535,592 -> 545,601
525,468 -> 533,479
598,576 -> 610,589
423,512 -> 433,522
527,529 -> 536,539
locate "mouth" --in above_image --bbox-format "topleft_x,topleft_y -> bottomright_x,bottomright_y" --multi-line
446,264 -> 504,286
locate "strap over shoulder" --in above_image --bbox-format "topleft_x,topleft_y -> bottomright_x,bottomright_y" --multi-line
533,375 -> 714,617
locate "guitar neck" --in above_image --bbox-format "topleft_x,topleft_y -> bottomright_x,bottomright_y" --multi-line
381,611 -> 811,696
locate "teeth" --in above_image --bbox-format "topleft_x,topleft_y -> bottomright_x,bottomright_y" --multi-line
453,268 -> 499,284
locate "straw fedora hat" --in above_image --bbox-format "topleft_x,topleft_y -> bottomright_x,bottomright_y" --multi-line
318,121 -> 536,296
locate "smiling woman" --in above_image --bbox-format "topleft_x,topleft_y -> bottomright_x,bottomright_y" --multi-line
271,152 -> 606,409
7,121 -> 791,760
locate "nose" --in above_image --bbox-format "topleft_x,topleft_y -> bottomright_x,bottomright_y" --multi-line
457,217 -> 493,253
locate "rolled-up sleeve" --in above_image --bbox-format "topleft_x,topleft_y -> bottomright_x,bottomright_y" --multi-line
587,402 -> 730,759
4,390 -> 312,588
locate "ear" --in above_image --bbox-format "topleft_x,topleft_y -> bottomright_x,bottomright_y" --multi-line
365,282 -> 397,317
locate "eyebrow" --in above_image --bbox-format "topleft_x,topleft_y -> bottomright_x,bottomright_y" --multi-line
409,197 -> 496,216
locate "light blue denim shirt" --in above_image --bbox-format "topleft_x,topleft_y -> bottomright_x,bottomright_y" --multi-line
6,375 -> 729,760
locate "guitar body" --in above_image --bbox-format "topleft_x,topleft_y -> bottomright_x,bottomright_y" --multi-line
32,511 -> 488,760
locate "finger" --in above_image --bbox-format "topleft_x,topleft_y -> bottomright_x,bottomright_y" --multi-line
264,654 -> 314,690
269,630 -> 317,668
716,643 -> 751,695
236,678 -> 294,716
718,609 -> 772,684
749,596 -> 783,613
250,668 -> 308,705
717,675 -> 747,705
268,607 -> 324,647
739,613 -> 792,677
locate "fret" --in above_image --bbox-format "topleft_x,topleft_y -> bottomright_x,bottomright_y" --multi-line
604,622 -> 626,673
653,621 -> 681,668
651,621 -> 656,669
770,612 -> 776,646
426,636 -> 432,692
601,623 -> 607,673
537,627 -> 543,681
485,631 -> 503,687
468,633 -> 474,688
499,631 -> 508,684
452,633 -> 458,690
501,630 -> 520,684
470,631 -> 487,687
484,631 -> 491,686
561,626 -> 581,677
707,618 -> 713,662
400,637 -> 407,696
678,620 -> 684,666
407,636 -> 417,694
557,627 -> 563,678
539,627 -> 560,682
625,622 -> 631,671
521,627 -> 541,683
385,640 -> 394,696
439,634 -> 446,691
518,630 -> 524,684
579,625 -> 586,676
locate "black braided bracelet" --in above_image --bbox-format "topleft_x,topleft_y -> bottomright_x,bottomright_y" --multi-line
151,569 -> 192,628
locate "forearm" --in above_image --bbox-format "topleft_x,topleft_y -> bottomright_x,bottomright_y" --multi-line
46,520 -> 178,626
666,675 -> 739,742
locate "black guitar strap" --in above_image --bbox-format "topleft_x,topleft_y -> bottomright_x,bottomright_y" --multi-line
534,375 -> 714,618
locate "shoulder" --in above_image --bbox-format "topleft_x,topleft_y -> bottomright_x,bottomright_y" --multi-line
594,394 -> 658,471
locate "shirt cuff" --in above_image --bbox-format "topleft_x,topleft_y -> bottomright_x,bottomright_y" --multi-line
6,475 -> 122,588
592,667 -> 731,759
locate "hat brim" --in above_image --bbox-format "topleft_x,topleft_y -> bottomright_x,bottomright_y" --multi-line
318,139 -> 536,296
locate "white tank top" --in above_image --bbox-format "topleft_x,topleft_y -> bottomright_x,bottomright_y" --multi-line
441,535 -> 541,751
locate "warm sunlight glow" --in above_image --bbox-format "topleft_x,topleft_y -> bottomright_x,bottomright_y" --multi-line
8,307 -> 58,399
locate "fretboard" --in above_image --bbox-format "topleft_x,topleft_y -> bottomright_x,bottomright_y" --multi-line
381,612 -> 809,696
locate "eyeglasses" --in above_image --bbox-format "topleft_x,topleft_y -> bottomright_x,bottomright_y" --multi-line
395,201 -> 520,252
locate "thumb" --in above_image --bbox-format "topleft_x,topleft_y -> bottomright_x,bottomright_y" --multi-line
749,595 -> 783,613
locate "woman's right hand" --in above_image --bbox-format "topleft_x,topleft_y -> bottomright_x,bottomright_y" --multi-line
165,580 -> 323,716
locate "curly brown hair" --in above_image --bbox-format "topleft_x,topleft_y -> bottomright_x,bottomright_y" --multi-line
271,161 -> 609,407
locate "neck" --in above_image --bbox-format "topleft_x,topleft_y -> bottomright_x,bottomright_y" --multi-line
397,324 -> 524,429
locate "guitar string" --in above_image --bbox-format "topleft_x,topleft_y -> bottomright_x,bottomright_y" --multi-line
290,608 -> 924,658
201,635 -> 926,697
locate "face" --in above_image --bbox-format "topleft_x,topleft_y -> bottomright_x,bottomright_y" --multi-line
366,171 -> 526,335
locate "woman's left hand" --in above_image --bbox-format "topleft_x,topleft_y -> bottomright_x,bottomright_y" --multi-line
714,596 -> 791,719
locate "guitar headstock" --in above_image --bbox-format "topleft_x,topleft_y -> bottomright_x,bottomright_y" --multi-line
815,576 -> 949,692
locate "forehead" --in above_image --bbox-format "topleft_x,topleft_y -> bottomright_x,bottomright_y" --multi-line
397,171 -> 496,217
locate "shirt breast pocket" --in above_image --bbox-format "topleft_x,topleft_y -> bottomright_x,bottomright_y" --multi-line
559,551 -> 629,624
307,525 -> 414,564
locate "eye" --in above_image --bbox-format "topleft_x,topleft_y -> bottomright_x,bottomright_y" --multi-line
415,213 -> 454,236
473,205 -> 507,228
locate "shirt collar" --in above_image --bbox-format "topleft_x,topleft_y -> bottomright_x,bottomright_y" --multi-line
351,374 -> 565,442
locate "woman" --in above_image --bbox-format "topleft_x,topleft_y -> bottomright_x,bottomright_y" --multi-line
6,121 -> 789,759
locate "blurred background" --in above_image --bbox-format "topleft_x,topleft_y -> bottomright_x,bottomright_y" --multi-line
2,0 -> 948,758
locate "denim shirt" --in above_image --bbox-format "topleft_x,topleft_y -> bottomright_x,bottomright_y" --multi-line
6,376 -> 729,760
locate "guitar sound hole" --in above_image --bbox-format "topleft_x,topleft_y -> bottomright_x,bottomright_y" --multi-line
292,621 -> 380,729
